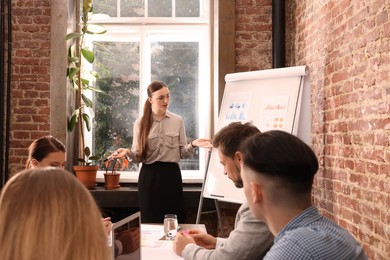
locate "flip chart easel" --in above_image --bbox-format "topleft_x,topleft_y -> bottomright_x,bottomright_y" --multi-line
201,66 -> 310,205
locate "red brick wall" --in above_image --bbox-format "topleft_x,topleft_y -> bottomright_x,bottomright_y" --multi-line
291,1 -> 389,258
236,0 -> 389,258
9,0 -> 51,174
235,0 -> 272,71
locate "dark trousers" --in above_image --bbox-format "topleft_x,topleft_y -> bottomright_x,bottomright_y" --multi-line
138,161 -> 184,223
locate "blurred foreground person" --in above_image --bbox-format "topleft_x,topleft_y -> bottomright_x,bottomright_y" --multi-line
0,168 -> 110,260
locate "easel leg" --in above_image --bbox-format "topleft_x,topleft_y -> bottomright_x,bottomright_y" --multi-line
214,199 -> 224,237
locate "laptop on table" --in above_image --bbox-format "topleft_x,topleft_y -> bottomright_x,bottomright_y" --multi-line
108,211 -> 141,260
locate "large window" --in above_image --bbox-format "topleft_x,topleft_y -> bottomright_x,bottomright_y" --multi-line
85,0 -> 212,182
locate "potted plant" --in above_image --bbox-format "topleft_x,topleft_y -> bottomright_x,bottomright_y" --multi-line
65,0 -> 106,188
103,155 -> 130,190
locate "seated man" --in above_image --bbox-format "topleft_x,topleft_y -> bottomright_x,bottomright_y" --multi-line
240,130 -> 368,259
173,122 -> 274,259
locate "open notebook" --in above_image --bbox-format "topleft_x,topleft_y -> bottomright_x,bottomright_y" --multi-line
108,211 -> 141,260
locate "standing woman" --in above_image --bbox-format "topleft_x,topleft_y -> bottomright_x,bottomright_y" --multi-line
26,135 -> 66,169
114,81 -> 212,223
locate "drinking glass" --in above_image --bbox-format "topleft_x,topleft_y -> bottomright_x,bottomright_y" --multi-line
163,214 -> 178,240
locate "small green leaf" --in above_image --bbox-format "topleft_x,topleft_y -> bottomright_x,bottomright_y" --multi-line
82,94 -> 93,108
81,78 -> 90,85
82,113 -> 91,131
68,114 -> 78,132
81,48 -> 94,63
71,80 -> 79,91
68,56 -> 79,63
78,158 -> 86,163
84,146 -> 91,157
90,70 -> 99,78
86,24 -> 107,34
65,32 -> 83,41
89,155 -> 101,161
84,85 -> 104,93
67,67 -> 79,79
83,0 -> 93,13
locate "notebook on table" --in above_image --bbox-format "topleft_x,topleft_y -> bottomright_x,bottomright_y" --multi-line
108,211 -> 141,260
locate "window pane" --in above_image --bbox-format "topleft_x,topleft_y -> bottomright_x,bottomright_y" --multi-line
176,0 -> 200,17
121,0 -> 144,17
93,0 -> 117,17
151,42 -> 199,170
93,42 -> 140,171
148,0 -> 172,17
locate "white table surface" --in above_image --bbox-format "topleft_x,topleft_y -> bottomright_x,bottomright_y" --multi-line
141,224 -> 207,259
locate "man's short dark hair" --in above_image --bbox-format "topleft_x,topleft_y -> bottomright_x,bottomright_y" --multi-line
241,130 -> 319,193
213,122 -> 260,158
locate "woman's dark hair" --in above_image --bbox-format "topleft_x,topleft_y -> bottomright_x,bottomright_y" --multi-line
26,136 -> 66,169
138,81 -> 167,159
241,130 -> 319,193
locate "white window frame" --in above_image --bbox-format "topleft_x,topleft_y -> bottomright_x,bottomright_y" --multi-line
84,1 -> 212,183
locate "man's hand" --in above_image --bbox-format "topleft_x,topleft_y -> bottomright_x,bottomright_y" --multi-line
188,230 -> 217,249
173,231 -> 196,256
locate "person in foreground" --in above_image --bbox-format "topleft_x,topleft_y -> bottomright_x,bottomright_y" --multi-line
26,135 -> 66,169
0,167 -> 111,260
173,122 -> 274,259
113,80 -> 212,223
240,130 -> 368,260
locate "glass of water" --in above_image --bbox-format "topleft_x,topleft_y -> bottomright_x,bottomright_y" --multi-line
163,214 -> 178,240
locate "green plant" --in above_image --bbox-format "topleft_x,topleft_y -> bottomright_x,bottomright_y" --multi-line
65,0 -> 107,166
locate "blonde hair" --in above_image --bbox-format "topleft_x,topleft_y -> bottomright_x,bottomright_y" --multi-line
0,168 -> 110,260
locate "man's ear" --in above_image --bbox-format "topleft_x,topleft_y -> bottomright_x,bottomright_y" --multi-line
235,151 -> 243,163
251,181 -> 263,204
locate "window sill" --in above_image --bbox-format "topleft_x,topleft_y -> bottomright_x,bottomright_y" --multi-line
96,171 -> 205,184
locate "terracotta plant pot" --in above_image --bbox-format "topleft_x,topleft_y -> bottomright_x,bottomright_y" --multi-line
73,165 -> 98,190
104,173 -> 121,190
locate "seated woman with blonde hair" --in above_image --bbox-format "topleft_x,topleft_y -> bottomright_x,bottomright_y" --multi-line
0,167 -> 111,260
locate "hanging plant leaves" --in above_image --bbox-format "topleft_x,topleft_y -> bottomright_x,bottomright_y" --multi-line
82,113 -> 91,131
84,146 -> 91,157
81,48 -> 94,63
68,113 -> 79,132
87,24 -> 107,34
65,32 -> 83,41
67,67 -> 79,79
83,0 -> 93,13
82,94 -> 93,108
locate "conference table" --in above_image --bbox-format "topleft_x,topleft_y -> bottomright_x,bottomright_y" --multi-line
141,224 -> 207,259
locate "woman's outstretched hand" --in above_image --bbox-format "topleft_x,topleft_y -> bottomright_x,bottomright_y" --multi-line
111,148 -> 129,159
192,138 -> 213,148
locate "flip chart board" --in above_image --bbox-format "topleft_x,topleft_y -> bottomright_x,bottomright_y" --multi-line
203,66 -> 310,204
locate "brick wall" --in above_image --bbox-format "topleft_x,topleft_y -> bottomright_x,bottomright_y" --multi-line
289,0 -> 389,259
9,0 -> 52,174
236,0 -> 389,258
235,0 -> 272,71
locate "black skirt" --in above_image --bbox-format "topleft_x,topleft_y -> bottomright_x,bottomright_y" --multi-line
138,161 -> 183,223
